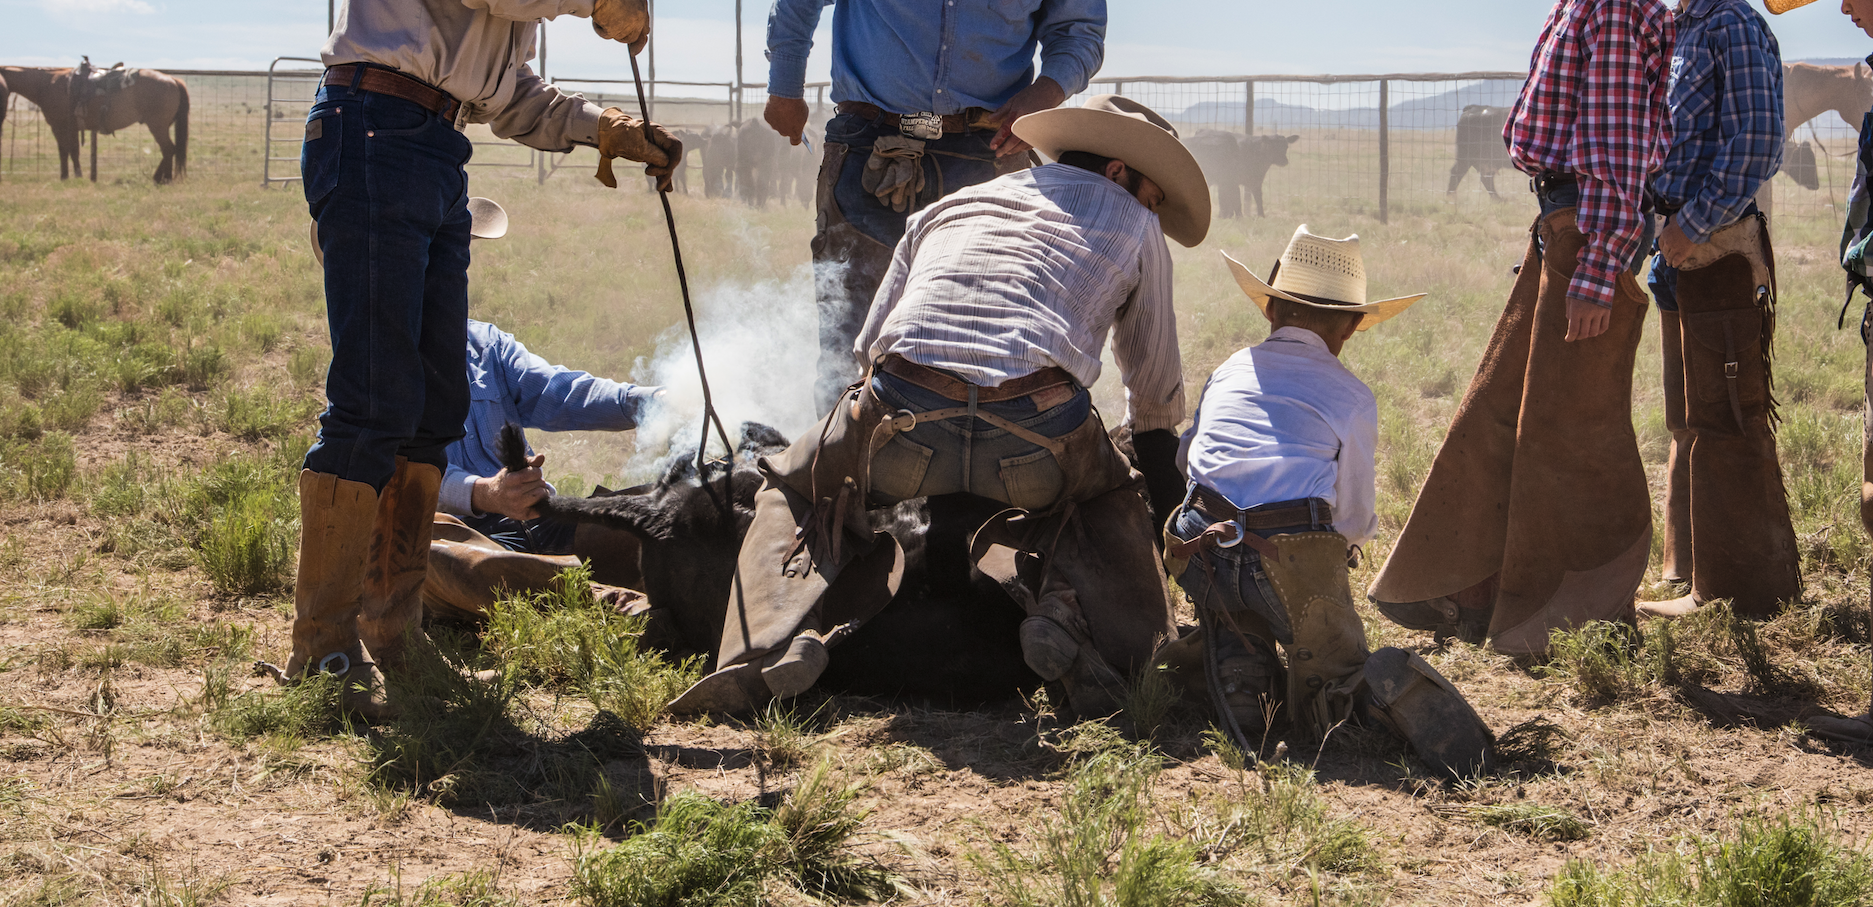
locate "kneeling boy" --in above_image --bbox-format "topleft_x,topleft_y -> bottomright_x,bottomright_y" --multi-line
1167,226 -> 1494,778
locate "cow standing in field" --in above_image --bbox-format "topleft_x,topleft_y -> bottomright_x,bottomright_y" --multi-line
1448,104 -> 1513,198
1784,61 -> 1871,137
1187,130 -> 1298,218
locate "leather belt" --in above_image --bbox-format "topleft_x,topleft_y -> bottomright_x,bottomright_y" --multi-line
836,101 -> 991,136
1531,171 -> 1576,198
1190,486 -> 1332,530
878,355 -> 1074,404
324,64 -> 461,123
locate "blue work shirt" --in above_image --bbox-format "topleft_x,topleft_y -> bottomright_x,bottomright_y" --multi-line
765,0 -> 1106,114
439,320 -> 654,516
1650,0 -> 1783,243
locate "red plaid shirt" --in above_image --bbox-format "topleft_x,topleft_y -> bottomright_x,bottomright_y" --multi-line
1506,0 -> 1674,307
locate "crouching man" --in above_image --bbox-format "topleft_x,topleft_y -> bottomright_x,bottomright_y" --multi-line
1165,227 -> 1495,779
671,96 -> 1211,717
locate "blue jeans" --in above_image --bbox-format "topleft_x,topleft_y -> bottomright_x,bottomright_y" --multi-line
865,370 -> 1092,510
301,75 -> 474,490
1646,202 -> 1761,313
1535,179 -> 1655,277
811,114 -> 1004,409
1168,495 -> 1333,647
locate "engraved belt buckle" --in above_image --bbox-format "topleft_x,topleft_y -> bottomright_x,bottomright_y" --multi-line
899,111 -> 944,141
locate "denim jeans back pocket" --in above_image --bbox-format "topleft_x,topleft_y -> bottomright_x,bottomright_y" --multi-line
999,448 -> 1064,511
869,433 -> 933,504
301,110 -> 342,211
362,92 -> 432,136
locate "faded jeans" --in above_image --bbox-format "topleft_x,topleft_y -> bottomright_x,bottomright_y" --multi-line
301,74 -> 473,490
864,369 -> 1092,510
1167,494 -> 1334,647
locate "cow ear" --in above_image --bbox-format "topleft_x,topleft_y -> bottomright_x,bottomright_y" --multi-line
534,492 -> 676,541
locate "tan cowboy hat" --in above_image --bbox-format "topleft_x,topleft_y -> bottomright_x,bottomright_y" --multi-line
1011,95 -> 1211,247
1766,0 -> 1821,12
311,196 -> 507,265
1223,224 -> 1424,331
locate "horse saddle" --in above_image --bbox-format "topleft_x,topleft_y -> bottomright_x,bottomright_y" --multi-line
72,57 -> 135,130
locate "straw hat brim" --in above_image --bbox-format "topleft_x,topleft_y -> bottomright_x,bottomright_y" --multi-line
1765,0 -> 1822,13
1222,250 -> 1423,330
1012,108 -> 1211,247
312,196 -> 507,266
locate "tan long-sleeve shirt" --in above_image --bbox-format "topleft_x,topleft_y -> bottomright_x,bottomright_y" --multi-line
323,0 -> 605,152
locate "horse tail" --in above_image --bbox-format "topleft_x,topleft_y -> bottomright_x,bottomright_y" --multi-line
173,82 -> 188,180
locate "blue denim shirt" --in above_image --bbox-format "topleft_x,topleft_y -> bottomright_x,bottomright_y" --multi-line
765,0 -> 1105,112
439,320 -> 654,516
1649,0 -> 1783,243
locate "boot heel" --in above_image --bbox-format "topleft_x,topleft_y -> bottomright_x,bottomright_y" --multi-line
761,633 -> 829,698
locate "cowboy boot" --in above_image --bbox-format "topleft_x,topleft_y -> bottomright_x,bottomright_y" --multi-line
284,470 -> 393,719
358,458 -> 442,670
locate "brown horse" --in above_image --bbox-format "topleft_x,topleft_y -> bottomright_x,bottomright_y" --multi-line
0,71 -> 9,184
1785,61 -> 1873,137
0,67 -> 82,179
73,68 -> 189,183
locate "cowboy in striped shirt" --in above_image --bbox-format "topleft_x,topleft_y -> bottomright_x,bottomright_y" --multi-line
1638,0 -> 1798,620
669,96 -> 1210,717
1369,0 -> 1675,656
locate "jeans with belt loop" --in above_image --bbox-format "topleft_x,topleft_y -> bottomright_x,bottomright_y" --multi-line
301,74 -> 474,490
1167,492 -> 1336,647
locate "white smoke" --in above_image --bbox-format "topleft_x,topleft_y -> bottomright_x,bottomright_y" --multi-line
626,265 -> 825,475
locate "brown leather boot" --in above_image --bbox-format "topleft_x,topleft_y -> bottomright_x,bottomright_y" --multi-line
1659,308 -> 1693,584
285,470 -> 393,719
358,458 -> 442,669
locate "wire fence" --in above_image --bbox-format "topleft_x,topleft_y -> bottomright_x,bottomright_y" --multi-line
1,64 -> 1860,224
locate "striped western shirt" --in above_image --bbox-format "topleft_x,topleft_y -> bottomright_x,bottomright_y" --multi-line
1651,0 -> 1783,243
1506,0 -> 1675,307
856,163 -> 1185,432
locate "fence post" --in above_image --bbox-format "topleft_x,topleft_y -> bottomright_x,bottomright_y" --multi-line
90,131 -> 98,183
1377,79 -> 1389,224
1243,79 -> 1255,135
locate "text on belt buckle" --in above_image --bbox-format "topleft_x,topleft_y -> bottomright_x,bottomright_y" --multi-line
899,111 -> 944,140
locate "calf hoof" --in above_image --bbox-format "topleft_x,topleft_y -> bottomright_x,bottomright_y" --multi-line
669,661 -> 772,715
1019,617 -> 1080,682
760,632 -> 828,699
1362,646 -> 1495,780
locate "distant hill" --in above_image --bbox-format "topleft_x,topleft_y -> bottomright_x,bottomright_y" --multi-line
1173,78 -> 1524,132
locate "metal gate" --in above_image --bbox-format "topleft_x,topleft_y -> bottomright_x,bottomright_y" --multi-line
263,56 -> 324,186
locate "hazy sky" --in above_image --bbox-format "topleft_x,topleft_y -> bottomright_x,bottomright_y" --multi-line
3,0 -> 1869,79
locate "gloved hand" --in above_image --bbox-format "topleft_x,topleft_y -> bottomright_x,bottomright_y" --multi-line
595,107 -> 681,191
860,136 -> 927,213
592,0 -> 651,54
624,385 -> 667,427
1847,233 -> 1872,277
1130,428 -> 1185,535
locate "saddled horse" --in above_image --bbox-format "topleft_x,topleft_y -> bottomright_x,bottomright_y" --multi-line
0,65 -> 188,183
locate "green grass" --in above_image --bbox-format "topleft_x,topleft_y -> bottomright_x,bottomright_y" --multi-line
571,758 -> 895,907
1549,811 -> 1873,907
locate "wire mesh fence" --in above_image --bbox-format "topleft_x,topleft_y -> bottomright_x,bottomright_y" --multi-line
0,63 -> 1860,225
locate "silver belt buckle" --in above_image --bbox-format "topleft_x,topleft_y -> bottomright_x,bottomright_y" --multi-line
899,111 -> 944,141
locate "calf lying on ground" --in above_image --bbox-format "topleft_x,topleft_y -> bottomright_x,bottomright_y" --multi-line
532,422 -> 1039,704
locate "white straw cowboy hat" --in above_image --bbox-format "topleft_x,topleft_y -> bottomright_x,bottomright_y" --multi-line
1765,0 -> 1821,12
311,196 -> 507,265
1012,95 -> 1211,248
1223,224 -> 1424,331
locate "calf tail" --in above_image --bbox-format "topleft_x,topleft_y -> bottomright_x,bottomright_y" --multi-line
496,422 -> 530,472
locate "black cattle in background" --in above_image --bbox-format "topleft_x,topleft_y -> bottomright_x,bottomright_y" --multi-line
1188,130 -> 1298,218
698,124 -> 737,199
532,422 -> 1039,705
1783,140 -> 1820,191
1448,104 -> 1513,199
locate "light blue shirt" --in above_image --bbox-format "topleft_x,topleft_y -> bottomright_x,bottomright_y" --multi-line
765,0 -> 1106,114
1176,327 -> 1379,546
440,321 -> 654,516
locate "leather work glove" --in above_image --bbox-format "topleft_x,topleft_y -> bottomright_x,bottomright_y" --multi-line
1130,428 -> 1185,535
861,136 -> 927,213
592,0 -> 651,54
595,107 -> 682,191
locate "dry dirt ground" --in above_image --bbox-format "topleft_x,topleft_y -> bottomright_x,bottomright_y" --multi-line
5,399 -> 1873,906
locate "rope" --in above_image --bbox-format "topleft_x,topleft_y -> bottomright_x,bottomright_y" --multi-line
629,52 -> 734,471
